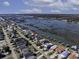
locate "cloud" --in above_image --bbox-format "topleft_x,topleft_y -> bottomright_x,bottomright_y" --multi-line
23,0 -> 79,8
23,0 -> 56,7
3,1 -> 10,6
48,0 -> 74,9
70,0 -> 79,5
23,1 -> 29,5
32,0 -> 56,4
20,8 -> 42,13
72,7 -> 78,10
47,0 -> 79,10
22,0 -> 79,13
51,10 -> 61,13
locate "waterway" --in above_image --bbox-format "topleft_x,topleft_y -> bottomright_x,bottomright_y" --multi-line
5,16 -> 79,45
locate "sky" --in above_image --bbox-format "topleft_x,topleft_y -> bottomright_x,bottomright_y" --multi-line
0,0 -> 79,14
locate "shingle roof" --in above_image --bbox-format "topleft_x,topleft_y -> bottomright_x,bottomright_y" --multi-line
55,45 -> 65,53
68,52 -> 78,59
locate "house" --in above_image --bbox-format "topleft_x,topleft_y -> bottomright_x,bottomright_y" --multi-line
71,45 -> 79,53
14,38 -> 29,50
58,50 -> 70,59
22,49 -> 37,59
0,52 -> 5,58
49,45 -> 57,51
55,45 -> 65,53
0,40 -> 6,49
68,51 -> 79,59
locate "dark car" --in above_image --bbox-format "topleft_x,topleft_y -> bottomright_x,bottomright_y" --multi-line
0,32 -> 4,40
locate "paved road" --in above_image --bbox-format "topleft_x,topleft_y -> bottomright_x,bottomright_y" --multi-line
2,27 -> 19,59
16,26 -> 51,59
